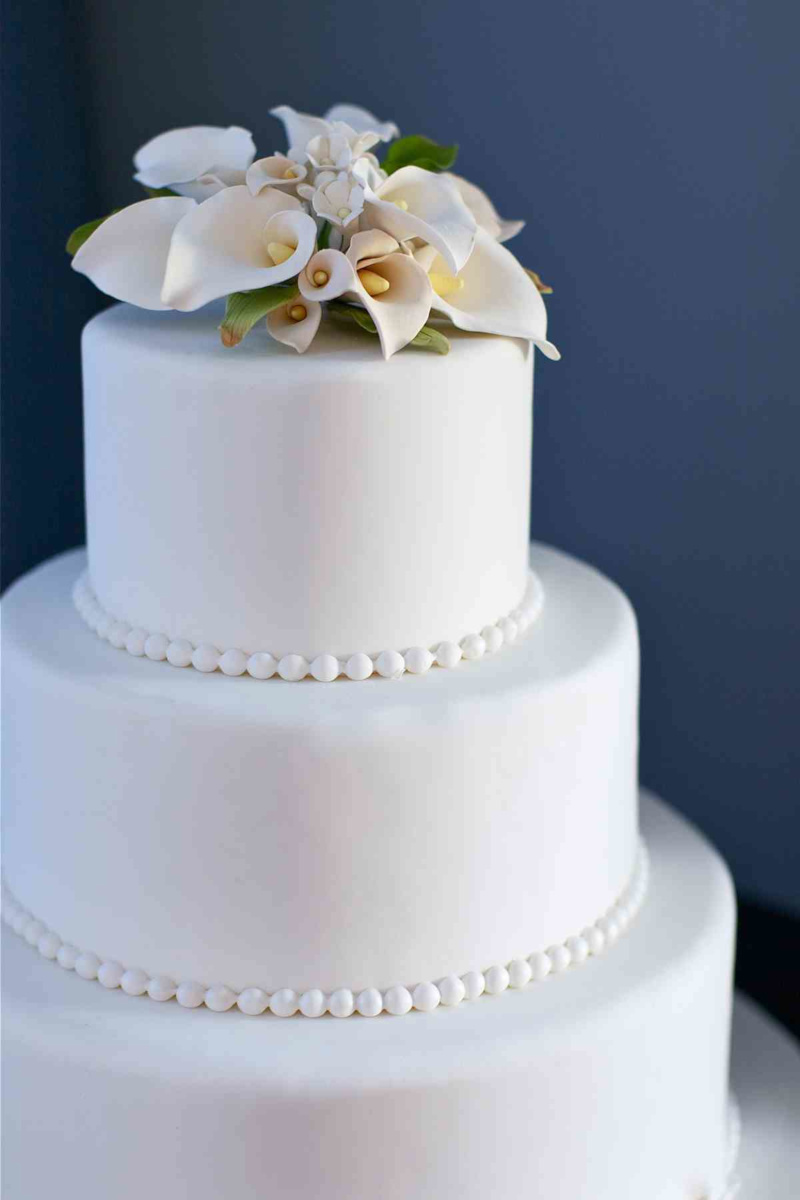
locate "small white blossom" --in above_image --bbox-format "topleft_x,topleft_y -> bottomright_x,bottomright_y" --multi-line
311,173 -> 365,228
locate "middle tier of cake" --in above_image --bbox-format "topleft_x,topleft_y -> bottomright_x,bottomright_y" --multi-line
2,542 -> 639,997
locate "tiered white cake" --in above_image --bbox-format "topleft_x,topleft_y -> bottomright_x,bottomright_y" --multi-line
2,304 -> 736,1200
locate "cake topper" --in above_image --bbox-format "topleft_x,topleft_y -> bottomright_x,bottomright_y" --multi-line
67,103 -> 560,361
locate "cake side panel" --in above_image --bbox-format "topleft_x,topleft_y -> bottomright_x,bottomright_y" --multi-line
82,305 -> 533,658
1,546 -> 639,994
1,798 -> 735,1200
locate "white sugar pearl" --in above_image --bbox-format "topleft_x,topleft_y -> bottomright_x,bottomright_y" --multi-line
125,628 -> 148,656
515,610 -> 532,633
75,951 -> 101,981
461,970 -> 485,1000
269,988 -> 299,1017
108,621 -> 131,649
278,654 -> 308,682
98,960 -> 125,989
596,915 -> 620,946
508,958 -> 533,988
219,648 -> 248,676
176,981 -> 207,1009
247,651 -> 277,679
383,985 -> 413,1015
547,944 -> 572,974
528,951 -> 552,981
57,944 -> 80,970
166,638 -> 194,667
147,976 -> 177,1002
24,918 -> 46,946
565,935 -> 590,965
144,633 -> 169,661
238,987 -> 270,1016
376,649 -> 405,679
345,653 -> 373,681
328,988 -> 355,1018
582,925 -> 606,956
11,909 -> 29,935
120,967 -> 150,995
481,625 -> 504,653
497,616 -> 518,644
356,987 -> 384,1017
613,903 -> 631,932
404,646 -> 433,674
460,633 -> 486,661
37,931 -> 62,960
192,643 -> 220,673
95,614 -> 113,640
412,981 -> 441,1012
299,988 -> 326,1018
435,641 -> 462,669
310,654 -> 339,682
437,975 -> 466,1006
484,965 -> 510,995
204,983 -> 237,1012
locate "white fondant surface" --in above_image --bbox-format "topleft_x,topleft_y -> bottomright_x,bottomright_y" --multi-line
82,303 -> 534,659
2,543 -> 639,993
731,994 -> 800,1194
2,797 -> 736,1200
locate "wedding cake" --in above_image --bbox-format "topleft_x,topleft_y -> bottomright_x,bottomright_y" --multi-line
2,104 -> 737,1199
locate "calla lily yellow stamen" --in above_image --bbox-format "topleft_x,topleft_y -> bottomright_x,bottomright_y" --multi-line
267,241 -> 296,266
312,269 -> 330,287
358,269 -> 391,296
430,272 -> 465,298
288,304 -> 307,322
283,168 -> 297,180
392,199 -> 409,211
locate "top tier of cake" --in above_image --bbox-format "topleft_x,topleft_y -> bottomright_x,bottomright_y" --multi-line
82,304 -> 535,662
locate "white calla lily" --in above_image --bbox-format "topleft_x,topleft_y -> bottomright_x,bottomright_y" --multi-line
72,196 -> 196,309
298,248 -> 357,302
344,230 -> 434,359
418,228 -> 560,359
266,298 -> 322,354
312,173 -> 365,228
363,166 -> 477,275
133,126 -> 255,201
448,174 -> 524,243
246,155 -> 307,195
351,153 -> 387,191
325,103 -> 399,142
161,186 -> 316,311
269,105 -> 332,162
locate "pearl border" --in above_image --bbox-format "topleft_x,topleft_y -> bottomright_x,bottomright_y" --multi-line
1,840 -> 647,1019
71,570 -> 545,682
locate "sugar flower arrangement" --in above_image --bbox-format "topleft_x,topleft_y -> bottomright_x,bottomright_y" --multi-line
68,103 -> 559,361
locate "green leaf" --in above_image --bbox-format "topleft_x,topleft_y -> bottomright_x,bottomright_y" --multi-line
409,324 -> 451,354
382,135 -> 458,176
65,214 -> 116,256
316,220 -> 332,251
328,302 -> 450,354
142,186 -> 178,198
219,283 -> 299,347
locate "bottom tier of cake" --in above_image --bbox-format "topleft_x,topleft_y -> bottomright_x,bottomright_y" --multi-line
3,794 -> 735,1200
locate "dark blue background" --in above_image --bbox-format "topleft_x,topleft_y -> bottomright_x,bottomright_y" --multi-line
3,1 -> 799,914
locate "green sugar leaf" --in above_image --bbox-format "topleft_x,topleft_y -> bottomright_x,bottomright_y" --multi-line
409,324 -> 451,354
316,220 -> 332,251
328,303 -> 450,354
142,186 -> 179,198
219,283 -> 299,347
382,135 -> 458,176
